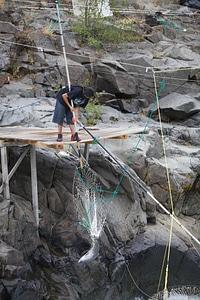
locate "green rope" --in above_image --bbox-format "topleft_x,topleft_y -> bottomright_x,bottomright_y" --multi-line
152,14 -> 186,37
49,0 -> 62,32
77,79 -> 166,232
93,136 -> 100,145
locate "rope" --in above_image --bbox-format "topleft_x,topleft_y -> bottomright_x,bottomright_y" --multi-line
152,14 -> 186,35
1,98 -> 54,115
153,70 -> 173,294
156,244 -> 168,297
105,223 -> 153,299
75,74 -> 200,298
76,114 -> 200,246
1,36 -> 200,81
113,78 -> 165,193
93,136 -> 100,145
2,0 -> 200,16
152,69 -> 184,295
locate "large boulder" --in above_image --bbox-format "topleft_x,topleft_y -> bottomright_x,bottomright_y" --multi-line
0,95 -> 55,127
180,0 -> 200,9
153,92 -> 200,120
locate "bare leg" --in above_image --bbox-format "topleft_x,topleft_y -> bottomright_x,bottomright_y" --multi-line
58,124 -> 63,134
69,124 -> 75,135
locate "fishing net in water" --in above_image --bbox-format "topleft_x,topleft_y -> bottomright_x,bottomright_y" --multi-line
73,165 -> 107,238
151,286 -> 200,300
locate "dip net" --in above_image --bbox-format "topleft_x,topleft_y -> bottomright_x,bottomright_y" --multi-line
151,286 -> 200,300
73,165 -> 107,239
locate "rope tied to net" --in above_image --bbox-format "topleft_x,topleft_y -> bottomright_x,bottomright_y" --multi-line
93,136 -> 100,145
152,13 -> 186,36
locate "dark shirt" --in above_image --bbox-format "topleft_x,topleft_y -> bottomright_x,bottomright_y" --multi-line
56,85 -> 89,109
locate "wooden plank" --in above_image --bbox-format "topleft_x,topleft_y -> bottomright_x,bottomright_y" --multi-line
0,126 -> 146,150
82,135 -> 128,144
83,143 -> 90,161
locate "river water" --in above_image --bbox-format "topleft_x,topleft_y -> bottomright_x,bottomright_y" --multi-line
132,294 -> 200,299
132,296 -> 200,299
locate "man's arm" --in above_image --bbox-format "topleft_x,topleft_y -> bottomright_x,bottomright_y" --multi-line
62,93 -> 73,111
74,106 -> 79,118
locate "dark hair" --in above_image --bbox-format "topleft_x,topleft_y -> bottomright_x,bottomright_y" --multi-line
83,86 -> 95,98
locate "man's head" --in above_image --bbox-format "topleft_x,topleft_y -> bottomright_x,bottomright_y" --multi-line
83,87 -> 95,99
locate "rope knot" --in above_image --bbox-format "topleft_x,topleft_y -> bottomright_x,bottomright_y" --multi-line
93,136 -> 100,145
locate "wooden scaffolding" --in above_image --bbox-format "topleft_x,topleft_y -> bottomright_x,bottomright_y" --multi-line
0,126 -> 144,225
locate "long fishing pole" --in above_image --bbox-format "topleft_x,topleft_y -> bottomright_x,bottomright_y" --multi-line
55,0 -> 71,90
55,0 -> 80,145
77,120 -> 200,246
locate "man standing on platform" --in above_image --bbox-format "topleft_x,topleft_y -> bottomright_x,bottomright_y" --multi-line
52,84 -> 94,142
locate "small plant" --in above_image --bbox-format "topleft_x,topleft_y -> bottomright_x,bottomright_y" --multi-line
82,78 -> 91,86
42,24 -> 56,38
72,16 -> 141,49
87,37 -> 101,48
12,63 -> 20,78
83,92 -> 103,126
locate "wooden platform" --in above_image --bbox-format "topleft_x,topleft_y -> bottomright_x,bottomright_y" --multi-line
0,126 -> 145,149
0,125 -> 145,226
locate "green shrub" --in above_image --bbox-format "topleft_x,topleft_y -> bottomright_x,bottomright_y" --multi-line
83,92 -> 103,126
71,4 -> 142,49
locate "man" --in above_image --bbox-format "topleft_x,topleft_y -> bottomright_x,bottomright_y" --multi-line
52,84 -> 94,142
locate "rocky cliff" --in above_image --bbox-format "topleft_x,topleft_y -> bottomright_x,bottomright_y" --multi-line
0,0 -> 200,299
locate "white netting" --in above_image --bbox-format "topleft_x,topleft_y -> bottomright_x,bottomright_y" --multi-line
73,165 -> 106,238
151,286 -> 200,300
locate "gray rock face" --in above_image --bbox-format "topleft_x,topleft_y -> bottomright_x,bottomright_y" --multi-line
0,2 -> 200,102
0,144 -> 199,299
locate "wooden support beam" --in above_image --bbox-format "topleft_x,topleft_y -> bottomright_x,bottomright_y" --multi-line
30,145 -> 39,226
0,141 -> 10,199
8,145 -> 30,181
83,143 -> 90,161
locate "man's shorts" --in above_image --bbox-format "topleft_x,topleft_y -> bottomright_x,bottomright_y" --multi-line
52,100 -> 73,125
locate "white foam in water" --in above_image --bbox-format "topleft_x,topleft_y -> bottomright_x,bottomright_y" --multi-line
133,296 -> 200,300
168,296 -> 200,300
150,287 -> 200,300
